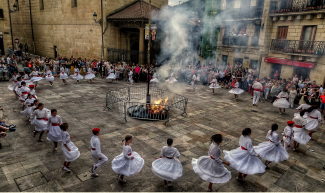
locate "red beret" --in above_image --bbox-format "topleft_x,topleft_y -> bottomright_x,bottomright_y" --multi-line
29,85 -> 35,88
92,128 -> 100,133
257,79 -> 261,82
287,121 -> 295,125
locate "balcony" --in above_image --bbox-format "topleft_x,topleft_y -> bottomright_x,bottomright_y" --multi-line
220,7 -> 263,21
251,36 -> 259,47
270,0 -> 325,14
270,39 -> 325,56
223,36 -> 249,46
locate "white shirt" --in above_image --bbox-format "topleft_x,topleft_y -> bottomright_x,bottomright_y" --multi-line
30,109 -> 50,120
252,82 -> 263,90
296,104 -> 311,110
24,98 -> 35,106
283,126 -> 293,138
208,142 -> 222,163
123,144 -> 133,160
60,67 -> 65,73
309,109 -> 322,121
129,71 -> 133,77
87,68 -> 93,73
90,135 -> 102,157
293,115 -> 307,126
239,135 -> 258,156
30,71 -> 39,76
61,131 -> 71,145
160,146 -> 180,159
266,130 -> 281,145
192,75 -> 196,82
277,91 -> 288,99
10,75 -> 20,81
47,115 -> 62,127
46,70 -> 52,76
23,74 -> 29,80
234,82 -> 239,88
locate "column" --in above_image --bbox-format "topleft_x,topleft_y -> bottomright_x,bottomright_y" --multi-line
139,27 -> 145,65
116,27 -> 121,61
126,35 -> 131,62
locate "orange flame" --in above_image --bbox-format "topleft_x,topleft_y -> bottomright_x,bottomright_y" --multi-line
150,97 -> 168,114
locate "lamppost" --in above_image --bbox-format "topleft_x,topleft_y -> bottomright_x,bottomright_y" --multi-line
8,3 -> 17,50
93,8 -> 104,60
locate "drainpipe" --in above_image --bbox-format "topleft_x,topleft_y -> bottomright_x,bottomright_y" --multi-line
28,0 -> 35,54
7,0 -> 14,50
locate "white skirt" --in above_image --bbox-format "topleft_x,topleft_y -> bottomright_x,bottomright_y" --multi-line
61,141 -> 80,162
254,141 -> 289,163
8,82 -> 18,91
228,88 -> 244,95
150,78 -> 159,83
152,157 -> 183,181
192,157 -> 231,184
34,119 -> 48,132
305,118 -> 320,131
209,83 -> 221,89
166,77 -> 177,84
71,73 -> 83,80
292,127 -> 311,144
30,76 -> 43,82
111,151 -> 144,177
85,73 -> 95,80
273,98 -> 290,108
106,73 -> 116,80
45,76 -> 54,82
21,106 -> 33,117
47,125 -> 62,142
60,73 -> 68,80
223,148 -> 265,175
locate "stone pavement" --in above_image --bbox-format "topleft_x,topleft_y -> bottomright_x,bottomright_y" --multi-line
0,77 -> 325,192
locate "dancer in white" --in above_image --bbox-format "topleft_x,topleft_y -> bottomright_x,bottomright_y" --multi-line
288,87 -> 297,108
292,111 -> 310,151
254,124 -> 289,169
106,66 -> 116,82
71,67 -> 83,83
30,103 -> 50,142
29,68 -> 43,89
111,135 -> 144,183
209,76 -> 220,94
21,94 -> 36,118
152,138 -> 182,187
224,128 -> 265,181
228,78 -> 244,100
22,71 -> 31,86
59,65 -> 68,85
44,69 -> 54,86
252,79 -> 263,106
150,70 -> 159,87
60,123 -> 80,172
192,134 -> 231,192
294,102 -> 311,118
191,72 -> 196,91
129,70 -> 134,85
85,65 -> 95,83
282,121 -> 294,150
29,100 -> 39,123
18,82 -> 31,106
273,88 -> 290,114
47,109 -> 62,151
166,73 -> 177,84
304,106 -> 322,138
90,128 -> 108,177
8,72 -> 20,97
29,85 -> 37,99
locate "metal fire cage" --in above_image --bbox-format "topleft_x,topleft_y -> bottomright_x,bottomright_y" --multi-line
105,87 -> 188,125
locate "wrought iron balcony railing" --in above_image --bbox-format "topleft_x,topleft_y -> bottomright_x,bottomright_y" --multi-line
270,39 -> 325,55
220,7 -> 263,20
223,36 -> 249,46
270,0 -> 325,14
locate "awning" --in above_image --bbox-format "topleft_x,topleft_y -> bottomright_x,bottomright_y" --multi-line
264,57 -> 314,68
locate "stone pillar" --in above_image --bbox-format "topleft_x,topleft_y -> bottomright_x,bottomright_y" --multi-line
139,27 -> 145,65
126,35 -> 131,63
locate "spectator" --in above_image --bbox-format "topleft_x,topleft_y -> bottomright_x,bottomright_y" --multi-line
320,91 -> 325,113
0,119 -> 16,132
8,47 -> 13,56
16,49 -> 22,62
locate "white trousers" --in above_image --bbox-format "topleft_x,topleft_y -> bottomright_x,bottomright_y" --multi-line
283,137 -> 291,150
92,153 -> 108,170
289,97 -> 295,107
191,81 -> 195,89
253,91 -> 260,105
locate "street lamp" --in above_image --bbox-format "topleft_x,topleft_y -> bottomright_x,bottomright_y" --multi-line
93,12 -> 102,24
10,4 -> 17,13
92,11 -> 104,60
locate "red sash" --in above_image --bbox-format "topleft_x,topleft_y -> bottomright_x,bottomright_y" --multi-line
254,89 -> 262,91
310,116 -> 317,119
32,95 -> 37,99
128,153 -> 132,156
241,146 -> 247,150
166,157 -> 173,159
37,118 -> 49,121
284,135 -> 290,138
22,92 -> 30,95
276,97 -> 287,101
14,81 -> 17,83
91,148 -> 96,150
33,75 -> 39,77
210,156 -> 215,160
295,125 -> 303,128
62,72 -> 64,75
269,140 -> 274,143
76,72 -> 79,76
52,123 -> 60,126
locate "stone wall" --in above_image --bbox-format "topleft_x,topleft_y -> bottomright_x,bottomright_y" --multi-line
0,0 -> 13,56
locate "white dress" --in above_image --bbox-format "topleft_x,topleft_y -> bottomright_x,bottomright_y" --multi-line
192,143 -> 231,183
47,115 -> 63,142
106,69 -> 116,79
254,131 -> 289,162
150,73 -> 159,83
85,68 -> 95,79
45,70 -> 54,82
29,71 -> 43,82
223,135 -> 266,175
22,74 -> 31,85
209,79 -> 221,89
21,98 -> 36,117
228,82 -> 244,95
71,68 -> 83,80
18,86 -> 30,101
152,146 -> 183,181
30,89 -> 37,99
292,115 -> 311,144
8,75 -> 20,91
30,108 -> 51,132
111,144 -> 144,176
305,109 -> 322,131
59,67 -> 68,79
273,92 -> 290,108
129,71 -> 133,83
282,126 -> 293,150
294,104 -> 311,117
166,73 -> 177,83
61,131 -> 80,162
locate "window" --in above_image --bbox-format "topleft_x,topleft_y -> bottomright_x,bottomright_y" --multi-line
226,0 -> 234,9
301,26 -> 317,42
72,0 -> 77,7
0,9 -> 4,18
277,26 -> 288,39
40,0 -> 44,10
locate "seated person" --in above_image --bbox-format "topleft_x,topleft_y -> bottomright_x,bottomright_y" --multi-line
0,119 -> 16,132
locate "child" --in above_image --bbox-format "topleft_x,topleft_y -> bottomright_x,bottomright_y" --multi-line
248,76 -> 254,95
21,94 -> 35,118
166,73 -> 177,84
152,138 -> 182,187
192,134 -> 231,191
8,71 -> 20,96
71,67 -> 83,83
289,86 -> 297,108
111,135 -> 144,183
254,124 -> 289,169
106,66 -> 116,82
191,72 -> 196,91
273,88 -> 290,114
30,103 -> 50,142
90,128 -> 108,177
47,109 -> 62,151
29,85 -> 37,99
305,106 -> 322,138
209,76 -> 220,94
59,65 -> 68,85
228,78 -> 244,100
282,121 -> 294,150
292,111 -> 311,151
61,123 -> 80,172
129,70 -> 134,85
29,68 -> 43,89
150,70 -> 159,87
44,69 -> 54,86
85,65 -> 95,83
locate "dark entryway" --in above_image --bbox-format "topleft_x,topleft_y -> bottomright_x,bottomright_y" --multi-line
293,66 -> 310,80
271,63 -> 282,78
0,35 -> 4,55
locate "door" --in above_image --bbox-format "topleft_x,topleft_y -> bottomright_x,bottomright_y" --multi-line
271,63 -> 282,79
234,58 -> 243,70
293,66 -> 310,81
300,26 -> 317,53
222,55 -> 228,65
54,46 -> 57,58
0,35 -> 4,56
276,26 -> 288,51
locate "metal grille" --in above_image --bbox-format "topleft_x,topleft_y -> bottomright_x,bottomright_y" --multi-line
270,0 -> 325,13
270,39 -> 325,55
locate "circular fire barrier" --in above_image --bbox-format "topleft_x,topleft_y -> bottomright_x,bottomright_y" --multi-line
105,87 -> 188,125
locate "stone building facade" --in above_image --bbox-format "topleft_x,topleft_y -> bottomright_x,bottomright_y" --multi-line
0,0 -> 14,56
7,0 -> 168,63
